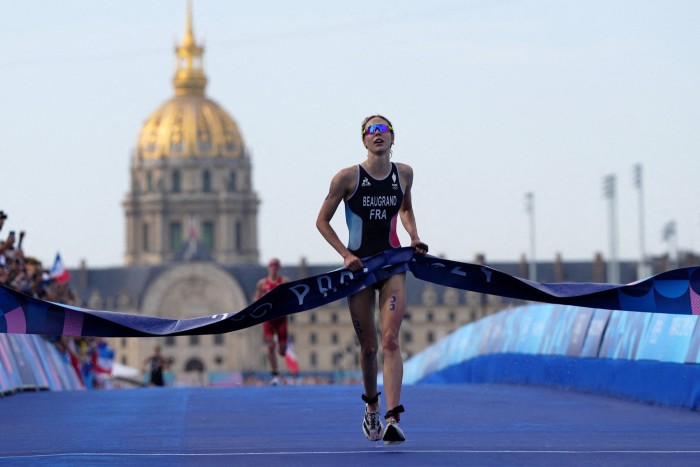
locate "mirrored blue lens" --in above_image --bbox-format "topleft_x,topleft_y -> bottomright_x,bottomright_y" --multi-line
364,124 -> 391,135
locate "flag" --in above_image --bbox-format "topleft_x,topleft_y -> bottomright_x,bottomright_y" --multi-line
50,252 -> 71,283
663,221 -> 677,242
285,342 -> 299,376
92,341 -> 114,375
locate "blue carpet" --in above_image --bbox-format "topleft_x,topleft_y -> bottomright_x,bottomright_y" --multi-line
0,384 -> 698,466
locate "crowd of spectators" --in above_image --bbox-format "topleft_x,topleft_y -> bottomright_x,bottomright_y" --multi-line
0,210 -> 111,389
0,211 -> 76,302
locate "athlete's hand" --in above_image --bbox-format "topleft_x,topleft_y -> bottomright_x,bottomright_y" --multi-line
412,240 -> 429,255
343,253 -> 364,272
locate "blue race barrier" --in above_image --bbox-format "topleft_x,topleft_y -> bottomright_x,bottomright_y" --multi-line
404,304 -> 700,409
0,334 -> 83,394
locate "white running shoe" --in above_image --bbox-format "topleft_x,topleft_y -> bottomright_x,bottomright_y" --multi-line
270,376 -> 279,386
362,402 -> 383,441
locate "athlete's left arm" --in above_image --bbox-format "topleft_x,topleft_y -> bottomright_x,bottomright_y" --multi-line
397,164 -> 423,248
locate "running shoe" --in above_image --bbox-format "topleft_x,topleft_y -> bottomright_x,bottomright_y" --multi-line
270,376 -> 279,386
382,419 -> 405,445
362,402 -> 383,441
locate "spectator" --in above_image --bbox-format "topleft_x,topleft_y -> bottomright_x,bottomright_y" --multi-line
144,345 -> 168,387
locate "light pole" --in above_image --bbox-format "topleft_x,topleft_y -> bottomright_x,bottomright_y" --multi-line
603,175 -> 620,283
663,221 -> 678,269
525,192 -> 537,282
633,164 -> 649,278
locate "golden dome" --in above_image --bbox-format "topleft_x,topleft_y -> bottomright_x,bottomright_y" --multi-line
137,96 -> 244,159
136,2 -> 244,160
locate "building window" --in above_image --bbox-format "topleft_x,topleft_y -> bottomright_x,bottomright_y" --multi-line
165,336 -> 176,346
427,311 -> 434,323
142,222 -> 150,252
235,221 -> 242,251
404,312 -> 411,322
449,311 -> 456,323
227,171 -> 236,192
202,221 -> 215,251
121,338 -> 127,348
310,352 -> 317,368
331,312 -> 338,323
310,313 -> 317,324
213,334 -> 224,346
404,331 -> 413,343
172,170 -> 181,193
202,170 -> 212,193
146,171 -> 153,192
310,332 -> 317,345
427,331 -> 435,344
190,335 -> 199,346
170,222 -> 183,253
331,332 -> 338,344
185,358 -> 205,373
214,355 -> 224,366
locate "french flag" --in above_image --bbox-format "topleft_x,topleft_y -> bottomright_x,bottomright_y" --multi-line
285,342 -> 300,376
50,252 -> 71,283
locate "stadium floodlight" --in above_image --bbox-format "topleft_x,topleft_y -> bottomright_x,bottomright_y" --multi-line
602,174 -> 620,283
524,192 -> 536,282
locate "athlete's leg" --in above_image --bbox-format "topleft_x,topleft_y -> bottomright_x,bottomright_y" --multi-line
277,318 -> 288,357
378,273 -> 406,412
348,287 -> 378,409
263,322 -> 278,374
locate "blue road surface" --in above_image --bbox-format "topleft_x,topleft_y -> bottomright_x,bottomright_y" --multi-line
0,383 -> 698,466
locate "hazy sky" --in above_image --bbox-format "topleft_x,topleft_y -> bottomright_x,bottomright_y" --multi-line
2,0 -> 699,269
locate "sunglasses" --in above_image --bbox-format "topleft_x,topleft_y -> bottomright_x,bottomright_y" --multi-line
363,123 -> 393,136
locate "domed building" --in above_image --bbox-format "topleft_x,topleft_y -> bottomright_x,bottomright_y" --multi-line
123,7 -> 258,266
94,7 -> 265,384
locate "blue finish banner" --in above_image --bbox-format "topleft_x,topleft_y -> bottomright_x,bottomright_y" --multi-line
1,247 -> 699,337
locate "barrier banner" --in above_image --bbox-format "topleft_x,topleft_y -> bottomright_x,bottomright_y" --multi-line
1,247 -> 699,338
635,314 -> 698,364
598,310 -> 653,360
580,309 -> 612,358
538,305 -> 594,356
0,334 -> 21,392
5,334 -> 42,389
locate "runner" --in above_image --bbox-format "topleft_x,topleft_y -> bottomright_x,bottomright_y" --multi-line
316,115 -> 428,445
253,258 -> 290,385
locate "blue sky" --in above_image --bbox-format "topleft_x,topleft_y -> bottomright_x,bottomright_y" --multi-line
2,0 -> 699,269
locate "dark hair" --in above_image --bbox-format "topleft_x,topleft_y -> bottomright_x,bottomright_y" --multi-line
361,115 -> 395,141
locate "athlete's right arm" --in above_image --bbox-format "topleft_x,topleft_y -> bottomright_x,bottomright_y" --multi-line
316,168 -> 363,271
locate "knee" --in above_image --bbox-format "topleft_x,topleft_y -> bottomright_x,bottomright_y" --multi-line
360,344 -> 378,361
382,332 -> 400,353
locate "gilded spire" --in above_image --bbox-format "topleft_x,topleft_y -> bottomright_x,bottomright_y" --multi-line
173,0 -> 207,96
